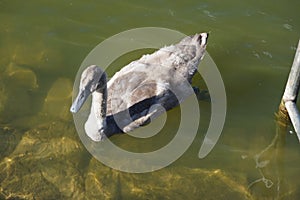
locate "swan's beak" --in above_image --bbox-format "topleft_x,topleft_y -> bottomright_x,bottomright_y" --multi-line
70,89 -> 90,113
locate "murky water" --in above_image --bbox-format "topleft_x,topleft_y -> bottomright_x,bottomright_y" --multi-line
1,0 -> 300,199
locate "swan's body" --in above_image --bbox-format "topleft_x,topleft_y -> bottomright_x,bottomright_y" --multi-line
70,33 -> 208,141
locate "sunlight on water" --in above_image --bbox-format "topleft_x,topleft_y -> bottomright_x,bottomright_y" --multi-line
0,0 -> 300,199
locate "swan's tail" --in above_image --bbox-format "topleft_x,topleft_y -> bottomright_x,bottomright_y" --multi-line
179,32 -> 208,47
196,32 -> 209,46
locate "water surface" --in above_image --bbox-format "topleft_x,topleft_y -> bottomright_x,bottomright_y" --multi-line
0,0 -> 300,199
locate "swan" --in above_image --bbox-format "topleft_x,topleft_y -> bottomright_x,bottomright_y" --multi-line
70,32 -> 208,141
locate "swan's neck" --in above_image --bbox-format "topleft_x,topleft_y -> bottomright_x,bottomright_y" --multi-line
84,71 -> 108,141
91,87 -> 107,131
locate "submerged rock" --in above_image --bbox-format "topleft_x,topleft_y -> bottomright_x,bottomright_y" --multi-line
0,63 -> 39,122
0,118 -> 255,199
0,126 -> 22,160
42,78 -> 73,121
0,154 -> 63,199
0,81 -> 7,115
11,42 -> 63,72
0,120 -> 88,199
85,159 -> 124,200
5,62 -> 38,89
85,158 -> 252,199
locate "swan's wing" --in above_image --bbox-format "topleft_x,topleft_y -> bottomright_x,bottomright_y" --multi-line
106,69 -> 160,116
106,71 -> 168,132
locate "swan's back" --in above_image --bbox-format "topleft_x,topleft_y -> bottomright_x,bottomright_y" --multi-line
106,33 -> 208,117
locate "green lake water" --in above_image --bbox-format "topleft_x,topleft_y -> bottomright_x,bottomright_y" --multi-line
1,0 -> 300,199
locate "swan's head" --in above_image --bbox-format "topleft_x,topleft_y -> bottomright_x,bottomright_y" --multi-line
70,65 -> 106,113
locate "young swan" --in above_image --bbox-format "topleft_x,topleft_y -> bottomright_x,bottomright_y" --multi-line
70,33 -> 208,141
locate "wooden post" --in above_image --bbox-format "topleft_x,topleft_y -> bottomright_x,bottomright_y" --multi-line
279,39 -> 300,142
